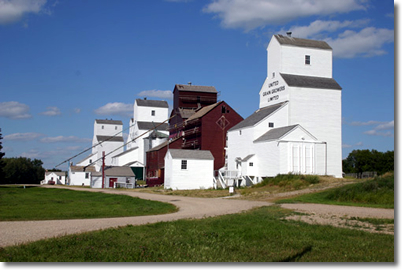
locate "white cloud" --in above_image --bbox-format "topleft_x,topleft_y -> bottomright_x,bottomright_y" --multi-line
287,19 -> 369,39
40,136 -> 91,143
40,106 -> 61,116
4,132 -> 43,141
349,120 -> 383,126
0,101 -> 32,119
138,90 -> 173,100
203,0 -> 367,31
0,0 -> 48,25
360,120 -> 394,137
73,108 -> 81,114
342,144 -> 352,148
94,102 -> 133,117
325,27 -> 394,58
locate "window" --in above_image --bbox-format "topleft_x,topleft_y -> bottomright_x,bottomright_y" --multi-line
181,160 -> 187,170
272,72 -> 275,78
89,159 -> 92,163
151,110 -> 155,116
305,55 -> 311,65
239,130 -> 242,135
269,122 -> 274,128
85,173 -> 89,179
222,106 -> 226,114
102,126 -> 104,129
249,162 -> 253,167
115,126 -> 117,130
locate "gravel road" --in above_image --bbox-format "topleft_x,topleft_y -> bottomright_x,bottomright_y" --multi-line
0,186 -> 270,247
0,186 -> 394,247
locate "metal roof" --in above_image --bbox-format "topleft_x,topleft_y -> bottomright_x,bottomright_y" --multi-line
186,101 -> 223,122
92,166 -> 135,177
281,73 -> 342,90
96,135 -> 124,142
70,165 -> 97,173
137,121 -> 169,131
253,125 -> 299,143
274,34 -> 332,50
229,102 -> 287,131
95,119 -> 123,125
174,84 -> 217,93
168,149 -> 214,160
135,99 -> 169,108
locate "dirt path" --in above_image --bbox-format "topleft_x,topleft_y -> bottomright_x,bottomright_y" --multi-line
0,186 -> 270,248
0,186 -> 394,247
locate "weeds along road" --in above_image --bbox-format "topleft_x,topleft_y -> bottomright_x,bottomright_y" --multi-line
0,186 -> 271,247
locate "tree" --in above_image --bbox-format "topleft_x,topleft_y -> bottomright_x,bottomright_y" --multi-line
0,128 -> 5,182
1,157 -> 45,185
343,149 -> 394,175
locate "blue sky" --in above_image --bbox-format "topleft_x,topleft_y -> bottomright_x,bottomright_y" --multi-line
0,0 -> 395,171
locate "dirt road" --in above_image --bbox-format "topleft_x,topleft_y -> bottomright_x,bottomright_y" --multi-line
0,186 -> 270,247
0,186 -> 394,247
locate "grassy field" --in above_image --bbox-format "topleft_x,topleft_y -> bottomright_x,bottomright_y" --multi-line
275,173 -> 394,209
0,205 -> 393,262
0,186 -> 177,221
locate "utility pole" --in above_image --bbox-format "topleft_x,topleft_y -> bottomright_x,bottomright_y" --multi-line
102,151 -> 105,189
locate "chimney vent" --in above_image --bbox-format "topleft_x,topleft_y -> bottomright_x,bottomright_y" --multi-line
286,31 -> 292,37
188,82 -> 192,86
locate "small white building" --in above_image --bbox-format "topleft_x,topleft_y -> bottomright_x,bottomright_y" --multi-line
43,171 -> 66,185
68,165 -> 97,186
91,166 -> 136,189
226,34 -> 342,183
164,149 -> 214,190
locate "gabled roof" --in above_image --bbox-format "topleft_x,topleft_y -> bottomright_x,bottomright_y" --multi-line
92,166 -> 135,177
135,99 -> 169,108
95,119 -> 123,125
168,149 -> 214,160
281,73 -> 342,90
186,101 -> 223,122
254,125 -> 299,143
179,108 -> 196,119
97,135 -> 124,142
137,121 -> 169,131
112,146 -> 138,158
253,124 -> 318,143
174,84 -> 217,93
70,165 -> 97,173
76,152 -> 97,165
45,171 -> 66,176
274,35 -> 332,50
229,102 -> 287,131
241,154 -> 255,162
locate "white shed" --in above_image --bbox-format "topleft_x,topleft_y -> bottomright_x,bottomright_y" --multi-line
164,149 -> 214,190
91,166 -> 136,189
43,171 -> 66,185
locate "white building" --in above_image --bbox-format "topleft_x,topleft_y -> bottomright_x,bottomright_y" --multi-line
226,34 -> 342,183
42,171 -> 66,185
91,166 -> 136,189
116,98 -> 169,178
164,149 -> 214,190
69,165 -> 97,186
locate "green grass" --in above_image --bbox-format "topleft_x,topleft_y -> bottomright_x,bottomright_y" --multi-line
276,173 -> 394,209
253,173 -> 320,190
0,206 -> 393,262
0,186 -> 177,221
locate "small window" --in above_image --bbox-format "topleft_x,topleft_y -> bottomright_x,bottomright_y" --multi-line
102,126 -> 104,129
181,160 -> 187,170
85,173 -> 89,179
115,126 -> 117,130
272,72 -> 275,78
239,130 -> 242,135
269,122 -> 274,128
305,55 -> 310,65
222,106 -> 226,114
249,162 -> 253,167
151,110 -> 155,116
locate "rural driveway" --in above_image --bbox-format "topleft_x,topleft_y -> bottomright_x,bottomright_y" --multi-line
0,186 -> 271,248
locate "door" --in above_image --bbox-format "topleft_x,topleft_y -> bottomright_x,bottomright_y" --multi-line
109,178 -> 118,188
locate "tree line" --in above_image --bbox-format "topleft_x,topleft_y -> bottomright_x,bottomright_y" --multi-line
0,129 -> 45,184
342,149 -> 394,176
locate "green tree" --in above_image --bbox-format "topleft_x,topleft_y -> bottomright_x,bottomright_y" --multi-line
1,157 -> 45,185
343,149 -> 394,175
0,128 -> 5,182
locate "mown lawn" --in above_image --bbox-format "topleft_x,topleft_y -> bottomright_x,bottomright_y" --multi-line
0,206 -> 393,262
275,173 -> 394,209
0,186 -> 177,221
